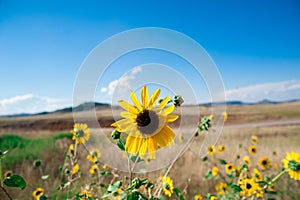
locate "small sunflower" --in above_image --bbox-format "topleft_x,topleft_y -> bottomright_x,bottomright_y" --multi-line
267,184 -> 276,192
72,163 -> 79,174
79,189 -> 92,199
207,145 -> 216,155
217,145 -> 225,153
251,136 -> 258,144
282,151 -> 300,180
240,178 -> 263,197
87,148 -> 101,163
251,168 -> 262,182
243,155 -> 251,166
71,123 -> 90,144
212,167 -> 219,177
216,182 -> 229,195
210,196 -> 218,200
111,86 -> 178,159
32,187 -> 44,200
69,144 -> 75,155
103,164 -> 109,171
89,164 -> 98,175
223,111 -> 227,122
162,176 -> 174,197
258,157 -> 271,170
248,145 -> 257,155
194,194 -> 203,200
225,163 -> 235,174
4,170 -> 13,178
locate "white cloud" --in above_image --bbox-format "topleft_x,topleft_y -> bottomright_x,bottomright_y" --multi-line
0,94 -> 71,115
101,66 -> 142,96
224,80 -> 300,102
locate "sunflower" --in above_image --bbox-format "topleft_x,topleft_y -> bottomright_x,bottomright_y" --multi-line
103,164 -> 109,171
267,184 -> 276,192
162,176 -> 174,197
89,164 -> 98,175
111,86 -> 178,159
223,111 -> 227,122
258,157 -> 271,170
251,136 -> 258,144
69,144 -> 75,156
32,187 -> 44,200
217,145 -> 225,153
251,168 -> 262,182
207,145 -> 216,155
194,194 -> 202,200
216,182 -> 229,195
4,170 -> 12,178
248,145 -> 257,155
210,196 -> 218,200
212,167 -> 219,177
282,151 -> 300,180
243,155 -> 251,166
240,178 -> 263,197
225,163 -> 235,174
87,148 -> 101,163
71,123 -> 90,144
79,189 -> 92,199
72,163 -> 79,174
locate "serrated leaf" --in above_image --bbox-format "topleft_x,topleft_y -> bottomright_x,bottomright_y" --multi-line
3,174 -> 26,189
116,139 -> 125,151
220,159 -> 227,165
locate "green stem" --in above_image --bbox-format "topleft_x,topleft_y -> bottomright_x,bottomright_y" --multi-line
0,185 -> 13,200
0,158 -> 3,187
269,168 -> 287,185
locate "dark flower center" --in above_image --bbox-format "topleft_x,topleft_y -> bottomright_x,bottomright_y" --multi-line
252,148 -> 256,153
136,110 -> 159,135
35,190 -> 42,196
76,130 -> 84,137
246,183 -> 252,189
262,160 -> 267,165
228,165 -> 232,170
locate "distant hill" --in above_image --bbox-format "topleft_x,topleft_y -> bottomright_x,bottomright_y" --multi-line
199,99 -> 300,106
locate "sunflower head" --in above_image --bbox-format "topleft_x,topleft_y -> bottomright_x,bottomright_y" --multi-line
89,164 -> 98,175
4,170 -> 13,178
283,151 -> 300,180
71,123 -> 90,144
217,145 -> 225,153
72,163 -> 80,175
259,157 -> 271,170
225,163 -> 235,174
243,155 -> 251,166
207,145 -> 216,155
69,144 -> 75,155
248,145 -> 257,155
32,187 -> 44,200
251,168 -> 262,182
216,182 -> 229,195
240,178 -> 263,197
111,86 -> 178,159
212,167 -> 219,177
162,176 -> 174,197
87,148 -> 101,163
79,189 -> 92,199
251,135 -> 258,144
194,194 -> 202,200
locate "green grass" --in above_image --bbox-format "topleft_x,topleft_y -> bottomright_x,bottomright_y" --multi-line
0,132 -> 72,169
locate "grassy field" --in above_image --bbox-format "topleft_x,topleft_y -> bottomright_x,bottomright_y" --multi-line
0,102 -> 300,199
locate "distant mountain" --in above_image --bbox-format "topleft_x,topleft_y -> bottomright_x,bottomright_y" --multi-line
200,99 -> 300,106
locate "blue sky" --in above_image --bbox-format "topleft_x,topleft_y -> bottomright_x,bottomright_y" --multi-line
1,0 -> 300,114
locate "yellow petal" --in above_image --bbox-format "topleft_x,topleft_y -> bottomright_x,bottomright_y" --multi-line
141,86 -> 149,108
158,96 -> 170,110
138,138 -> 147,159
163,104 -> 175,115
148,88 -> 160,109
111,119 -> 134,132
166,114 -> 178,122
120,111 -> 136,120
118,100 -> 138,114
130,91 -> 143,111
147,137 -> 157,159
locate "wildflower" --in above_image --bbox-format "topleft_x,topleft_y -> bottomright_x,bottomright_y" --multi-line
71,123 -> 90,144
207,145 -> 216,155
111,86 -> 178,159
251,168 -> 262,182
217,145 -> 225,153
251,136 -> 258,144
248,145 -> 257,155
225,163 -> 235,174
103,164 -> 109,171
243,155 -> 251,166
72,163 -> 79,174
268,184 -> 276,192
89,164 -> 98,175
212,167 -> 219,177
4,170 -> 12,178
32,187 -> 44,200
210,196 -> 218,200
87,148 -> 101,163
258,157 -> 271,170
216,182 -> 229,195
69,144 -> 75,155
194,194 -> 202,200
79,189 -> 92,199
162,176 -> 174,197
223,111 -> 227,122
240,178 -> 263,197
282,151 -> 300,180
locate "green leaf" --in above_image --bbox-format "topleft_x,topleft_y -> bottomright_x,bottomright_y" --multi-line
100,171 -> 112,176
228,183 -> 242,192
179,194 -> 185,200
220,159 -> 227,165
116,139 -> 125,151
127,191 -> 147,200
202,156 -> 208,162
173,188 -> 181,196
205,171 -> 212,179
3,174 -> 26,189
107,181 -> 122,193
